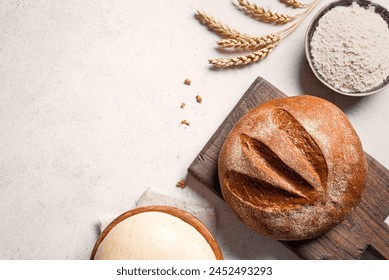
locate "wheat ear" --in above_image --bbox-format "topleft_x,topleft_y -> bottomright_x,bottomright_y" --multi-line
237,0 -> 297,24
217,34 -> 281,50
279,0 -> 308,8
195,10 -> 247,39
209,43 -> 278,68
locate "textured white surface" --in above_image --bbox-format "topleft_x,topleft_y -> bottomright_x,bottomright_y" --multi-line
0,0 -> 388,259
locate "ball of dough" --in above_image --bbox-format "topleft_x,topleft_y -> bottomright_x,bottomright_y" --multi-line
93,210 -> 219,260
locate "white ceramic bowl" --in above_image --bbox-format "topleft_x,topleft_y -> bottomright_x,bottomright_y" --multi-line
305,0 -> 389,96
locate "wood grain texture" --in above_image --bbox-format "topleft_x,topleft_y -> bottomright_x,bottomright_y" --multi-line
188,76 -> 389,260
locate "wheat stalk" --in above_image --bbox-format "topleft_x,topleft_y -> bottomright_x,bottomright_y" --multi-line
195,10 -> 247,39
279,0 -> 320,37
279,0 -> 308,8
209,43 -> 278,68
217,34 -> 281,50
197,0 -> 321,68
237,0 -> 297,24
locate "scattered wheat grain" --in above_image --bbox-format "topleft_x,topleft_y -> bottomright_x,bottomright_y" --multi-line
184,78 -> 191,85
176,180 -> 187,188
181,120 -> 190,126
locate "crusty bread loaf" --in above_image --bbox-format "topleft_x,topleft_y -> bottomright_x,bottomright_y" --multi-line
218,96 -> 367,240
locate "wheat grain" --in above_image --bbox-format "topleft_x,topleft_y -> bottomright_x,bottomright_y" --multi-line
176,180 -> 187,188
209,43 -> 278,68
195,10 -> 247,38
237,0 -> 297,24
217,34 -> 281,50
279,0 -> 308,8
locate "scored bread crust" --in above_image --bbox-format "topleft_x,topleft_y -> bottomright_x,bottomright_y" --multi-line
218,96 -> 367,240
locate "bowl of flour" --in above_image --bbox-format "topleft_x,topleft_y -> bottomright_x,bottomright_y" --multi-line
305,0 -> 389,96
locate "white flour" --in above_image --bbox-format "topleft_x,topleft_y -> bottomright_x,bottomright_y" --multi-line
310,3 -> 389,93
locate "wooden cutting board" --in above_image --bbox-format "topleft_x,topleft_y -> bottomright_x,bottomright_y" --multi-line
188,77 -> 389,260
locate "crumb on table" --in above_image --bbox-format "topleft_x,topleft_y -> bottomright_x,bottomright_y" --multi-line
176,180 -> 187,189
180,102 -> 186,109
181,120 -> 190,126
184,78 -> 191,86
196,95 -> 202,103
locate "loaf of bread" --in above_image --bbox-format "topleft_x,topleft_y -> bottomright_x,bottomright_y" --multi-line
218,96 -> 367,240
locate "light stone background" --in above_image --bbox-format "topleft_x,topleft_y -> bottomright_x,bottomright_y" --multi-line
0,0 -> 388,259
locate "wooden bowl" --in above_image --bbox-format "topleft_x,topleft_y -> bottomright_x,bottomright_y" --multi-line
90,206 -> 223,260
305,0 -> 389,96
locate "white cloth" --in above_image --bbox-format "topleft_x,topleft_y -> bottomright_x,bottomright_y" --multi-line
98,188 -> 217,235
